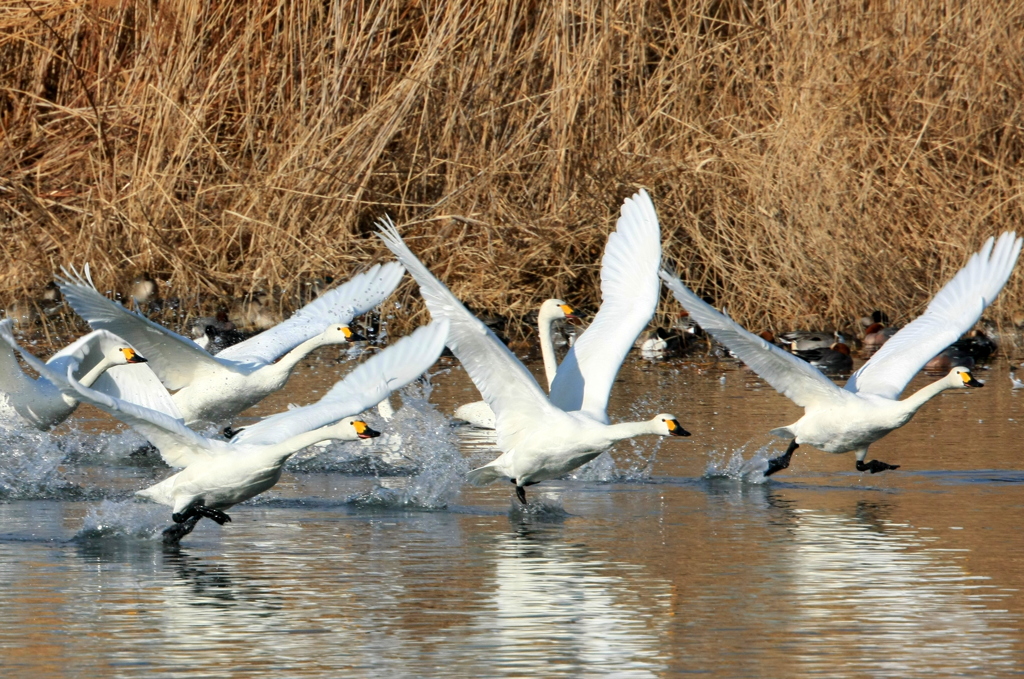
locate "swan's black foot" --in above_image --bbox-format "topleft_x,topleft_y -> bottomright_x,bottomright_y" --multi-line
129,444 -> 158,458
513,481 -> 527,505
194,505 -> 231,525
162,515 -> 201,545
765,440 -> 799,477
856,459 -> 900,474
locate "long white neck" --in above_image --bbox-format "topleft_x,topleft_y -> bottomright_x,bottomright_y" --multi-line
76,356 -> 114,388
268,334 -> 330,376
538,307 -> 561,390
259,420 -> 352,465
898,376 -> 956,418
600,419 -> 662,443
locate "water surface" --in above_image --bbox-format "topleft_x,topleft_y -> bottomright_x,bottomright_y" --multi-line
1,351 -> 1023,677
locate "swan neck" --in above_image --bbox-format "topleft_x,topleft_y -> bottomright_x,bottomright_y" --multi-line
900,376 -> 953,414
603,419 -> 657,441
76,357 -> 113,387
272,335 -> 324,373
263,425 -> 337,462
538,309 -> 559,390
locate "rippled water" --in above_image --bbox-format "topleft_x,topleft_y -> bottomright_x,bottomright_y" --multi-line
1,350 -> 1024,677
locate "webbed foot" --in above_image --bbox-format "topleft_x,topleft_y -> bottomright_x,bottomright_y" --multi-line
194,505 -> 231,525
765,440 -> 799,477
856,459 -> 900,474
162,515 -> 201,545
515,484 -> 527,505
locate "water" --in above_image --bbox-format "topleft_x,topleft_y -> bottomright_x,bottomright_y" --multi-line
2,350 -> 1024,677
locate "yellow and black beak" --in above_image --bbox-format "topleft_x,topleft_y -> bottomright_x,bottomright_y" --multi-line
667,419 -> 691,437
961,371 -> 984,388
121,348 -> 148,364
353,420 -> 381,439
560,304 -> 581,322
341,326 -> 367,342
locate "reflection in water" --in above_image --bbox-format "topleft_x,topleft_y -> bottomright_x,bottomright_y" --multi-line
471,524 -> 672,678
787,502 -> 1019,677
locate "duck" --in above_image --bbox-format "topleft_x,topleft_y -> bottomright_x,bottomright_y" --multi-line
454,298 -> 579,428
660,231 -> 1021,476
190,310 -> 253,354
639,327 -> 683,360
863,322 -> 897,349
56,262 -> 404,426
20,320 -> 448,543
0,319 -> 177,430
779,330 -> 845,352
792,342 -> 853,375
378,189 -> 689,504
923,346 -> 975,374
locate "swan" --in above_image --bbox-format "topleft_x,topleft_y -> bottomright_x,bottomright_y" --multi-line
0,319 -> 179,430
660,231 -> 1022,475
377,189 -> 689,504
454,298 -> 579,428
14,320 -> 448,542
56,262 -> 404,426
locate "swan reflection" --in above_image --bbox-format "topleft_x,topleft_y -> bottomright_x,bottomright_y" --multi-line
472,526 -> 671,677
787,502 -> 1017,676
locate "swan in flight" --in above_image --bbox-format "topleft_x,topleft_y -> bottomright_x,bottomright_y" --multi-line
454,298 -> 579,429
56,262 -> 404,426
14,320 -> 448,542
377,190 -> 689,504
660,231 -> 1022,475
0,319 -> 177,430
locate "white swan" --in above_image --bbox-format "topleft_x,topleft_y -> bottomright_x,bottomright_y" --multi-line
15,320 -> 448,542
0,319 -> 178,430
377,189 -> 689,504
660,231 -> 1022,475
56,262 -> 404,426
454,298 -> 579,428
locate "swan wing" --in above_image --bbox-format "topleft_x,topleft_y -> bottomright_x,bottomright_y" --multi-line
50,329 -> 184,419
0,320 -> 38,396
231,320 -> 448,446
847,231 -> 1022,398
56,265 -> 232,390
660,270 -> 842,408
549,190 -> 662,420
62,364 -> 221,468
377,218 -> 560,446
217,262 -> 405,364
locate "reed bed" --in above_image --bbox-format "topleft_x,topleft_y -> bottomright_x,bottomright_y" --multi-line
1,0 -> 1023,342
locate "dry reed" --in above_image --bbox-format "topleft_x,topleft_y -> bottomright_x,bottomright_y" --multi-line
1,0 -> 1023,343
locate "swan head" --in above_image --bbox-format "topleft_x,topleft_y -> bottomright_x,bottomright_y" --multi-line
343,416 -> 380,440
948,367 -> 983,388
541,298 -> 579,323
116,347 -> 148,365
653,414 -> 690,437
321,324 -> 367,343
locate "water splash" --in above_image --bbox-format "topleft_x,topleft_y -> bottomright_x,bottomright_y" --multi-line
570,437 -> 663,484
508,494 -> 570,523
75,499 -> 169,540
703,443 -> 773,483
345,379 -> 468,510
0,421 -> 82,499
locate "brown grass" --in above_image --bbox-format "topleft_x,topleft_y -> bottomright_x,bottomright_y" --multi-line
1,0 -> 1023,341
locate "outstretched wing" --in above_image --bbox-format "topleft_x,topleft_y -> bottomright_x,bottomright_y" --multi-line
377,218 -> 565,449
217,262 -> 405,364
56,265 -> 234,390
846,232 -> 1022,398
660,270 -> 843,408
231,320 -> 448,446
549,190 -> 662,422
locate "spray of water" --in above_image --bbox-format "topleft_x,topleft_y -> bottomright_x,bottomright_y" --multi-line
345,379 -> 468,510
75,499 -> 170,540
0,420 -> 84,499
703,442 -> 774,484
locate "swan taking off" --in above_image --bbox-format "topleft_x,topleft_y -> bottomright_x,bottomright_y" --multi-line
56,262 -> 404,426
0,319 -> 178,430
453,298 -> 579,429
660,231 -> 1022,475
378,189 -> 689,504
13,320 -> 448,543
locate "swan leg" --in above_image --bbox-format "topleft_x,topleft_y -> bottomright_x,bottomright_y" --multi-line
765,440 -> 798,477
171,499 -> 231,526
515,484 -> 527,505
854,447 -> 899,473
162,515 -> 201,545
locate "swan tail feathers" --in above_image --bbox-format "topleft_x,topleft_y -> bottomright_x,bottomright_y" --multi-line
769,426 -> 796,439
466,464 -> 507,486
